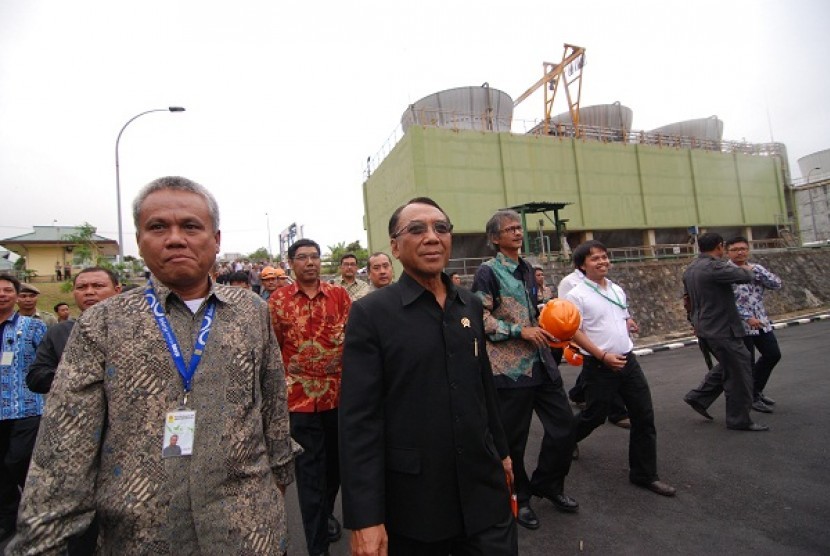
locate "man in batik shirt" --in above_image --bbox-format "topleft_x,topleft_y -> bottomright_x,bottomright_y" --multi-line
270,238 -> 351,556
725,236 -> 783,412
8,176 -> 296,555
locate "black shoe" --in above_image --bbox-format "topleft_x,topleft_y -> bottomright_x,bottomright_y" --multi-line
633,480 -> 677,497
751,400 -> 773,413
727,422 -> 770,432
759,392 -> 776,406
611,417 -> 631,429
327,515 -> 342,543
516,504 -> 540,530
547,493 -> 579,513
684,397 -> 713,420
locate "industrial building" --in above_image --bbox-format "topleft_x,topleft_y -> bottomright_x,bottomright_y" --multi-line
794,149 -> 830,244
362,45 -> 790,264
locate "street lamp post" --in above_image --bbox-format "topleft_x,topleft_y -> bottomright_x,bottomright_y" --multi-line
115,106 -> 186,262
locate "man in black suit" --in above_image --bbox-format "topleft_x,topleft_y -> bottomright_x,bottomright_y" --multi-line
340,197 -> 517,556
682,232 -> 769,431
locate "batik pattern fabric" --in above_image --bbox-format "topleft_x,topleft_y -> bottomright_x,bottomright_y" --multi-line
7,279 -> 295,556
269,281 -> 351,412
336,278 -> 371,302
731,263 -> 782,335
472,253 -> 542,382
1,314 -> 46,420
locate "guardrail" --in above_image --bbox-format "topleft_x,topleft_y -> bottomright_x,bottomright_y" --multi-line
447,239 -> 793,275
364,110 -> 788,179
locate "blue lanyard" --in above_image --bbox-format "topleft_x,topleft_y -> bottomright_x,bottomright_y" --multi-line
145,282 -> 216,394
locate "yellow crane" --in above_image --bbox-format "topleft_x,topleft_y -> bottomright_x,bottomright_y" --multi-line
514,43 -> 586,136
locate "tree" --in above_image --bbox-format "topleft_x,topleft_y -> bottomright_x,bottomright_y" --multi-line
61,223 -> 98,267
247,247 -> 272,262
324,241 -> 369,274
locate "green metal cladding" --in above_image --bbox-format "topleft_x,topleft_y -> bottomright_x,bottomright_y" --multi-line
363,126 -> 785,252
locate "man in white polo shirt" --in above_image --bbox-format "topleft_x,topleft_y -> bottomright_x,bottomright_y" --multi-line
565,240 -> 675,498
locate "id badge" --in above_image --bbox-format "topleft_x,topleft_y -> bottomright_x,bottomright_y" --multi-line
1,351 -> 13,366
162,410 -> 196,458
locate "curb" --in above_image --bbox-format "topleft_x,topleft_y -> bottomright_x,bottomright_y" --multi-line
632,313 -> 830,357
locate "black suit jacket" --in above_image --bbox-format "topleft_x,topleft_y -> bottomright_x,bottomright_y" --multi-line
339,272 -> 511,542
27,320 -> 75,393
682,254 -> 753,339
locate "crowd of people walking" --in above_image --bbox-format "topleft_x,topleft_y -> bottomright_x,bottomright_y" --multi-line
0,176 -> 784,556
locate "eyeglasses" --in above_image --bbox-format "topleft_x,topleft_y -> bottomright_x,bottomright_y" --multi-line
293,253 -> 321,262
500,225 -> 523,235
727,247 -> 749,253
392,220 -> 453,239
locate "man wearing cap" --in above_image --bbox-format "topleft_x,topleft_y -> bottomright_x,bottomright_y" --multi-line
0,274 -> 47,543
337,253 -> 371,302
16,284 -> 58,327
260,266 -> 286,301
471,209 -> 578,530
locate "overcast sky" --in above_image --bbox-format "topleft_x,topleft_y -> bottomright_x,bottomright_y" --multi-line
1,0 -> 828,259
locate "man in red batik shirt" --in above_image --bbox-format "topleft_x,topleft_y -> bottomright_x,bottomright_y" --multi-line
270,238 -> 351,556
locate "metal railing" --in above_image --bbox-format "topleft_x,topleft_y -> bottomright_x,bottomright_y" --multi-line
447,239 -> 793,275
364,110 -> 788,179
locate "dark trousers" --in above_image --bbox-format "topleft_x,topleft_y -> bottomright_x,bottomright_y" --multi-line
290,409 -> 340,555
0,416 -> 40,530
574,354 -> 658,485
568,370 -> 629,423
744,331 -> 781,397
685,337 -> 754,429
388,512 -> 518,556
696,337 -> 715,370
497,372 -> 575,503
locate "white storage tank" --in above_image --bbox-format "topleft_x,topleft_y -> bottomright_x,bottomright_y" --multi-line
797,148 -> 830,182
551,101 -> 633,131
649,116 -> 723,141
401,85 -> 513,133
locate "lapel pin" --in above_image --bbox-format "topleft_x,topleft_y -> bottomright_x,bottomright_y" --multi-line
461,317 -> 471,328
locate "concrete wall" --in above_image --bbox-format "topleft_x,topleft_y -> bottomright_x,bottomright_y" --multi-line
546,248 -> 830,338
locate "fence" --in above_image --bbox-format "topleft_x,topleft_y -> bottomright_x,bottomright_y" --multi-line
364,110 -> 787,179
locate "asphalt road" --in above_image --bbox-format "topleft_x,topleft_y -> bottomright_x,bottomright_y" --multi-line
288,319 -> 830,555
3,321 -> 827,555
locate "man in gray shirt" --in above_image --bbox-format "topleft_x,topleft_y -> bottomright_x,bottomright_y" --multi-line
682,232 -> 769,431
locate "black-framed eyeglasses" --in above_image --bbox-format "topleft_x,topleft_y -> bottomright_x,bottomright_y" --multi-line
392,220 -> 453,239
500,225 -> 523,235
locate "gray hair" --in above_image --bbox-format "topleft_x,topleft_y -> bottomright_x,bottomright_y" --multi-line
485,209 -> 521,250
132,176 -> 220,231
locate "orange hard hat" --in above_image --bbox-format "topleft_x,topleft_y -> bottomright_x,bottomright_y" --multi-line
539,298 -> 581,344
563,344 -> 584,366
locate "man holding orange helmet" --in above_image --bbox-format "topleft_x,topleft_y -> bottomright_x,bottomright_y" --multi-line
472,209 -> 578,531
565,240 -> 676,497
